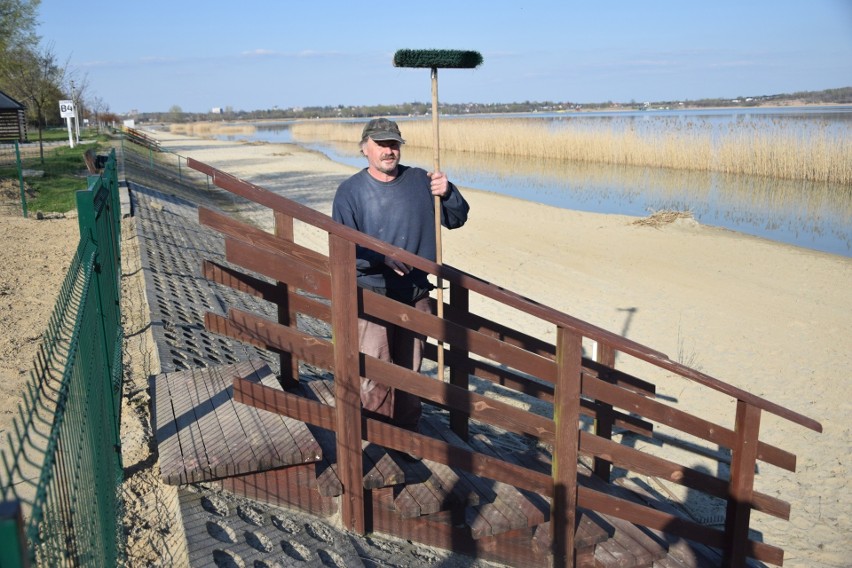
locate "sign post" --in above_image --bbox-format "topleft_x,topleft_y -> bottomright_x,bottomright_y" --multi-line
59,100 -> 76,148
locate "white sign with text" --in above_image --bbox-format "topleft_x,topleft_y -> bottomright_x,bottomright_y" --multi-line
59,100 -> 76,118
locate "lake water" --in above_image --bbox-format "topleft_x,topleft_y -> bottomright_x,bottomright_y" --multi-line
215,107 -> 852,257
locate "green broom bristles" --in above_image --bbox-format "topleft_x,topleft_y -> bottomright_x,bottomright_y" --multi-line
393,49 -> 483,69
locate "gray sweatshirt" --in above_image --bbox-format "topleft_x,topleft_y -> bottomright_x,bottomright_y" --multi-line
332,165 -> 470,298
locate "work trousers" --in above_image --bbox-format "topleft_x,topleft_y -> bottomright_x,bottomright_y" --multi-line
358,294 -> 434,431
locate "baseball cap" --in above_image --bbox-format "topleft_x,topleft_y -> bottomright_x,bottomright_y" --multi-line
361,118 -> 405,144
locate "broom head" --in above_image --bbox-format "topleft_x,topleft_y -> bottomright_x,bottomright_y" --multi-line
393,49 -> 483,69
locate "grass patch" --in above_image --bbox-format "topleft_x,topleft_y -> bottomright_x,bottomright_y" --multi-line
0,132 -> 109,213
36,127 -> 86,143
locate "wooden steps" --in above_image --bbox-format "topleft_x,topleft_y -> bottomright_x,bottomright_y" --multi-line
150,360 -> 322,485
151,362 -> 700,567
465,429 -> 670,568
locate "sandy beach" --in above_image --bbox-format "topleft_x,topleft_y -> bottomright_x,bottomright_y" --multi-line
2,129 -> 849,566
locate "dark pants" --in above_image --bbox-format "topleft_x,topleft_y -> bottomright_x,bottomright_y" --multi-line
357,294 -> 434,431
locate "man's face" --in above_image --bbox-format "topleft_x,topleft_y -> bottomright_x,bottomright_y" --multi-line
363,138 -> 401,178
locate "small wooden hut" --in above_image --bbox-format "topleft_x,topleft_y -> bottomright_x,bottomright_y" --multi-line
0,90 -> 28,142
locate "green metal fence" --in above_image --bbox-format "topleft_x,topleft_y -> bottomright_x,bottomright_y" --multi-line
0,141 -> 36,218
0,149 -> 124,567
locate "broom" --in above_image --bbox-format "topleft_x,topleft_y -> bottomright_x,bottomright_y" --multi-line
392,49 -> 484,382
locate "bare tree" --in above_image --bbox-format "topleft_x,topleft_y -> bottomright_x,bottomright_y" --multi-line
89,95 -> 109,132
168,104 -> 183,123
67,71 -> 89,140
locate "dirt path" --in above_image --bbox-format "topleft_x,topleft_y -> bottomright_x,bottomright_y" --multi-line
0,202 -> 78,435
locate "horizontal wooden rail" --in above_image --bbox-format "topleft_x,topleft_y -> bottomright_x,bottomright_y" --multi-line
582,374 -> 796,472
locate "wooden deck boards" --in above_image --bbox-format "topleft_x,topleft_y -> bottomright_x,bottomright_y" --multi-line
152,360 -> 322,484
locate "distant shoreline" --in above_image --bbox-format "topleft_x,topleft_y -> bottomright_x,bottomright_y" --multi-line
559,100 -> 852,113
156,102 -> 852,130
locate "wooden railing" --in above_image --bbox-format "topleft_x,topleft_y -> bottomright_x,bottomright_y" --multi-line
122,126 -> 162,151
187,157 -> 822,567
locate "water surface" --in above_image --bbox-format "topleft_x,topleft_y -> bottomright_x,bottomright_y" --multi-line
217,108 -> 852,257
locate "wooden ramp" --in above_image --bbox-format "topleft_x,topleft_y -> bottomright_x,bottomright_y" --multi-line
150,360 -> 322,484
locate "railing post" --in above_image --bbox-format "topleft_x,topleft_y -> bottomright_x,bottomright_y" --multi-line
274,210 -> 299,388
552,325 -> 583,568
328,233 -> 366,534
107,149 -> 122,274
723,400 -> 762,567
593,342 -> 615,481
448,281 -> 470,440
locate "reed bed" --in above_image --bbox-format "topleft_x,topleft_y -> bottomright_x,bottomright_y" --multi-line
170,122 -> 257,136
303,136 -> 852,227
290,117 -> 852,185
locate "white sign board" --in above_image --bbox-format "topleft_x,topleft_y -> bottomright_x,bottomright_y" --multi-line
59,100 -> 76,118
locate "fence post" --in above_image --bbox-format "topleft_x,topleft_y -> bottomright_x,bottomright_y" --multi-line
0,501 -> 29,568
328,233 -> 365,534
15,141 -> 27,218
723,400 -> 762,566
448,281 -> 470,440
552,325 -> 583,567
76,179 -> 99,243
105,148 -> 119,214
274,211 -> 299,388
593,342 -> 616,481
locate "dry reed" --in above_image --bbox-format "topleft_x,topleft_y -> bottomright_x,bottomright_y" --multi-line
298,136 -> 852,225
290,117 -> 852,185
632,210 -> 695,227
170,122 -> 257,137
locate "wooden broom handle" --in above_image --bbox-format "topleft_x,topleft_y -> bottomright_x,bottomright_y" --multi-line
431,67 -> 446,382
431,67 -> 442,263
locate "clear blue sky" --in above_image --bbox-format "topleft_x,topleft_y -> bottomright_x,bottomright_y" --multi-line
36,0 -> 852,114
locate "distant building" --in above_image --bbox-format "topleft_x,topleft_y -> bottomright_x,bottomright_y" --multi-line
211,107 -> 223,114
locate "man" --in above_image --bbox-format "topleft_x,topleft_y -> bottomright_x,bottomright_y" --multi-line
332,118 -> 470,432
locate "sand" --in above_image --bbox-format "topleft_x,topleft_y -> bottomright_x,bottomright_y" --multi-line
1,129 -> 849,567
